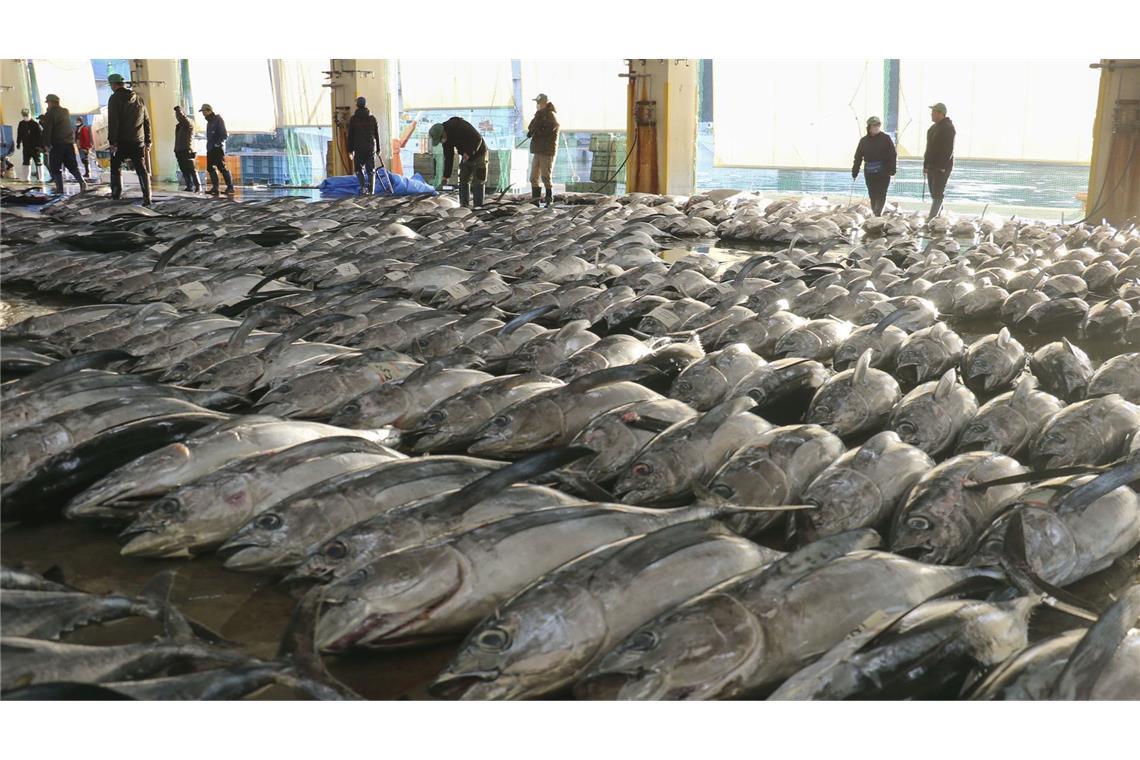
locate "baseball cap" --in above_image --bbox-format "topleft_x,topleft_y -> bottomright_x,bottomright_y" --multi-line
45,94 -> 60,103
929,102 -> 947,113
199,103 -> 213,113
533,93 -> 548,103
107,73 -> 125,85
866,116 -> 882,127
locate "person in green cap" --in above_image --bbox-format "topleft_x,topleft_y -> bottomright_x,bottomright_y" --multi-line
923,102 -> 955,221
428,117 -> 487,208
852,116 -> 896,217
40,93 -> 88,195
106,73 -> 152,204
199,103 -> 234,195
527,93 -> 559,208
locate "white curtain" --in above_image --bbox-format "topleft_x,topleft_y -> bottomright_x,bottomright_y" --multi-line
714,61 -> 883,170
519,61 -> 627,131
399,61 -> 514,110
31,60 -> 99,114
897,62 -> 1097,163
272,59 -> 331,127
187,60 -> 277,133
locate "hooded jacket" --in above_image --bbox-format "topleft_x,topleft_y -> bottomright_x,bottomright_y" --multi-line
205,113 -> 228,150
107,87 -> 152,146
347,106 -> 380,155
852,131 -> 897,177
174,110 -> 194,152
527,103 -> 559,156
924,117 -> 955,172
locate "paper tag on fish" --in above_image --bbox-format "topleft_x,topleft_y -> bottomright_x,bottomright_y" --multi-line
443,282 -> 470,300
335,263 -> 360,277
210,212 -> 225,222
532,260 -> 558,276
386,271 -> 409,282
77,208 -> 93,216
359,226 -> 378,236
480,280 -> 511,295
646,305 -> 681,329
150,242 -> 172,254
176,281 -> 210,302
717,282 -> 738,295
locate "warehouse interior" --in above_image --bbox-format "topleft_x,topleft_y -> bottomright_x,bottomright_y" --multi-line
2,4 -> 1140,744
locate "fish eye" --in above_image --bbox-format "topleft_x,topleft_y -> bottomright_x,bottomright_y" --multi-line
895,421 -> 916,437
476,627 -> 511,652
712,484 -> 734,499
341,403 -> 358,415
347,568 -> 369,586
155,498 -> 180,514
491,415 -> 510,428
427,410 -> 446,424
628,630 -> 658,652
676,381 -> 691,394
907,516 -> 932,531
255,513 -> 283,531
632,462 -> 653,477
323,541 -> 348,560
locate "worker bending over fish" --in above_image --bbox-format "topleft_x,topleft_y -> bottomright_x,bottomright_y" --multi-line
429,117 -> 487,208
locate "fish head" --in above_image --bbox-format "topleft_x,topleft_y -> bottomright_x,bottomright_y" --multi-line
970,506 -> 1079,585
219,499 -> 323,573
774,327 -> 823,360
574,593 -> 764,700
613,439 -> 691,505
468,398 -> 565,457
189,355 -> 262,393
955,404 -> 1026,456
699,454 -> 789,536
575,418 -> 640,483
411,396 -> 491,452
890,392 -> 955,457
331,387 -> 409,429
889,481 -> 974,564
670,366 -> 728,411
1031,415 -> 1098,470
430,580 -> 607,700
120,475 -> 252,557
315,543 -> 470,651
807,378 -> 870,439
797,468 -> 884,542
65,442 -> 194,519
553,350 -> 609,381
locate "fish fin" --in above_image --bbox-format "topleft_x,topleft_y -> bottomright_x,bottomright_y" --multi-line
16,350 -> 135,390
1011,373 -> 1036,404
624,415 -> 679,434
275,590 -> 363,700
933,368 -> 958,402
545,471 -> 616,502
998,511 -> 1098,623
852,349 -> 873,385
567,364 -> 665,393
692,396 -> 757,435
1052,584 -> 1140,700
436,447 -> 595,518
246,266 -> 302,296
499,304 -> 555,337
964,465 -> 1102,491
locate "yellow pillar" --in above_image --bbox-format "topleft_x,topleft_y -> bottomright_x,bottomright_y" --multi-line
328,59 -> 396,178
1,59 -> 33,152
624,59 -> 699,197
1086,59 -> 1140,226
130,59 -> 182,183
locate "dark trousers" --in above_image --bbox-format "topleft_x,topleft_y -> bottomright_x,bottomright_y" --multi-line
864,173 -> 891,216
927,167 -> 951,218
22,145 -> 42,166
353,152 -> 375,194
175,149 -> 200,189
206,147 -> 232,191
110,142 -> 151,200
78,148 -> 90,177
48,143 -> 84,193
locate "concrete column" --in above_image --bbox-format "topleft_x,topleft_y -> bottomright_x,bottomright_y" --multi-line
1,59 -> 33,155
1086,59 -> 1140,226
328,59 -> 396,177
625,59 -> 699,196
130,59 -> 182,183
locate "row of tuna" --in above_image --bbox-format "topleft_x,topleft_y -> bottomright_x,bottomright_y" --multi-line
1,187 -> 1137,699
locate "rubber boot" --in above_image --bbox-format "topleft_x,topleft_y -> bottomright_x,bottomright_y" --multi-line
544,186 -> 553,208
53,173 -> 64,195
927,198 -> 943,222
458,184 -> 470,208
531,185 -> 542,207
472,183 -> 485,208
358,176 -> 367,196
77,175 -> 88,193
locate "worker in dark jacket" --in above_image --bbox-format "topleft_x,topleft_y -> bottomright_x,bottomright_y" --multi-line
199,103 -> 234,195
428,117 -> 487,208
852,116 -> 897,217
923,102 -> 955,221
106,73 -> 152,204
347,96 -> 380,195
75,117 -> 93,178
41,94 -> 87,194
16,109 -> 44,182
527,93 -> 559,208
173,106 -> 200,192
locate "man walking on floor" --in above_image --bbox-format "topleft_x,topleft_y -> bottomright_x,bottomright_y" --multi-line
40,94 -> 87,194
923,102 -> 955,221
106,73 -> 152,204
527,93 -> 559,208
429,117 -> 487,208
173,105 -> 200,192
75,116 -> 93,179
199,103 -> 234,195
16,109 -> 44,182
347,96 -> 380,195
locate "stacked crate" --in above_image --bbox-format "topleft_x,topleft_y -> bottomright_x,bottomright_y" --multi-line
589,133 -> 627,186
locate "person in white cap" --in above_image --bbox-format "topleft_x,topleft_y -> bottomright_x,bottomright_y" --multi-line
16,108 -> 44,182
526,93 -> 559,208
199,103 -> 234,195
852,116 -> 896,216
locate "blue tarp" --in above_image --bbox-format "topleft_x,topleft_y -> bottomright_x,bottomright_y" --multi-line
319,169 -> 437,198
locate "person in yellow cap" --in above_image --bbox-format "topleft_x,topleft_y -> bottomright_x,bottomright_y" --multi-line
852,116 -> 896,216
40,93 -> 88,195
527,93 -> 559,208
107,73 -> 152,204
923,102 -> 955,221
